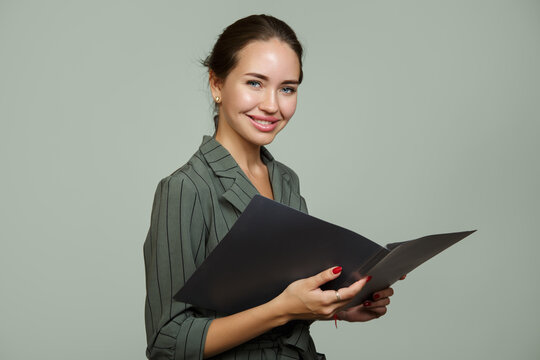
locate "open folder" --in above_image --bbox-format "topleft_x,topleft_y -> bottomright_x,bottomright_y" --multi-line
174,195 -> 475,315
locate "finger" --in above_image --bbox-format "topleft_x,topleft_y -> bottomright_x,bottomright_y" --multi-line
319,276 -> 368,306
400,274 -> 407,280
368,307 -> 388,318
336,309 -> 348,322
363,297 -> 390,308
372,287 -> 394,300
332,275 -> 371,302
306,266 -> 342,289
363,307 -> 388,319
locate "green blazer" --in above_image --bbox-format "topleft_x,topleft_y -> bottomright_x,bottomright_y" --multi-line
143,136 -> 323,360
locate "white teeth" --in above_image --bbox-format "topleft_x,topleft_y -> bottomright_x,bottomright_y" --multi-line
248,115 -> 275,125
255,120 -> 272,125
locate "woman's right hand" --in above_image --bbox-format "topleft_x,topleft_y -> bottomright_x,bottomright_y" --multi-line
202,267 -> 369,358
273,266 -> 370,322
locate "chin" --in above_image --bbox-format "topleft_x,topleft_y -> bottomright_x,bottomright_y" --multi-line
248,134 -> 275,147
250,124 -> 288,146
250,130 -> 283,146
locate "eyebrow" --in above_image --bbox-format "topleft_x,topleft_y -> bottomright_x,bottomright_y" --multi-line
244,72 -> 300,85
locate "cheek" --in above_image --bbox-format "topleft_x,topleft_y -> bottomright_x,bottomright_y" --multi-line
281,97 -> 297,119
232,86 -> 258,111
241,92 -> 258,109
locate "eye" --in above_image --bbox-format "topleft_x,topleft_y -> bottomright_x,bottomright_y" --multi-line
281,87 -> 297,94
247,80 -> 262,88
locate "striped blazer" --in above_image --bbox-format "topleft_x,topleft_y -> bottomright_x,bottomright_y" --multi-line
143,136 -> 324,360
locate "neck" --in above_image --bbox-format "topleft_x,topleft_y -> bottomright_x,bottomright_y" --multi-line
215,127 -> 263,172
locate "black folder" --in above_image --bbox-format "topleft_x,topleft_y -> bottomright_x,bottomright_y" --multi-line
174,195 -> 475,314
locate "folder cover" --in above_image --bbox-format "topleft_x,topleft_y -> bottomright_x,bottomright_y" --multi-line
174,195 -> 475,314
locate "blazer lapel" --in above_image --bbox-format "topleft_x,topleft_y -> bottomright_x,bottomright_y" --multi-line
261,147 -> 304,211
221,173 -> 259,213
199,136 -> 302,213
263,149 -> 285,205
199,136 -> 258,213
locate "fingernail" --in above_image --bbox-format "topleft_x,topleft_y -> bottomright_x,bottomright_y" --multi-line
363,301 -> 371,307
333,314 -> 339,328
373,294 -> 380,300
332,266 -> 342,274
366,275 -> 372,282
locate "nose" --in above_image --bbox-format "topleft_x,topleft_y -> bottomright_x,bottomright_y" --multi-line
259,90 -> 278,114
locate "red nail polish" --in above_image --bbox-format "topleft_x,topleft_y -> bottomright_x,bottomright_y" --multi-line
363,301 -> 371,307
373,294 -> 380,300
332,266 -> 342,274
366,275 -> 372,282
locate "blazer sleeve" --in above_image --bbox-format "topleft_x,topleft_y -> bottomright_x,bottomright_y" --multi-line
143,174 -> 212,360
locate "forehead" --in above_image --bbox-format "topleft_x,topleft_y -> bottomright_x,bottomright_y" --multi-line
232,39 -> 301,80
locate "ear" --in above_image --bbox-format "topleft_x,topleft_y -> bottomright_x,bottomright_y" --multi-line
209,70 -> 223,100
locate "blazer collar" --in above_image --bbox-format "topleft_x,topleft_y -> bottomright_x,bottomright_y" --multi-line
199,135 -> 292,212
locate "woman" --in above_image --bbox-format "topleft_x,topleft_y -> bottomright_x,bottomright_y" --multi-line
143,14 -> 396,359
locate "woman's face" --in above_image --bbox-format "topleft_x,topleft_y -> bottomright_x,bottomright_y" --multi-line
211,38 -> 300,147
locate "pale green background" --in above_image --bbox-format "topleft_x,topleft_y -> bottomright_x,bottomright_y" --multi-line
1,0 -> 539,359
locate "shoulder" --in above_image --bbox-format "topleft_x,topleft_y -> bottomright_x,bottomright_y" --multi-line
154,150 -> 212,201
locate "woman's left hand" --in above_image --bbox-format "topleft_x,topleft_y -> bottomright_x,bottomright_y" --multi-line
335,287 -> 394,322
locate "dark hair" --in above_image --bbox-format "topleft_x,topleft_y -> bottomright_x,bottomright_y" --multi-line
202,14 -> 304,129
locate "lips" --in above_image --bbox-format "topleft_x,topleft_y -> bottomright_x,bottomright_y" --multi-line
248,114 -> 279,123
247,114 -> 280,132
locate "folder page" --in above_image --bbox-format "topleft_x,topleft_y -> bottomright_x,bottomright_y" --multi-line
174,195 -> 475,314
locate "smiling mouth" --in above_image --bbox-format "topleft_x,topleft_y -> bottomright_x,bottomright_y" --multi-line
246,115 -> 280,132
252,119 -> 274,125
247,115 -> 279,125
